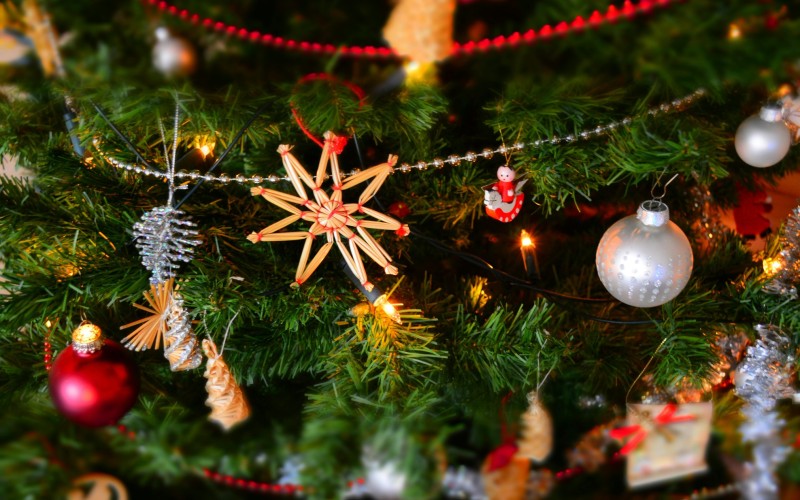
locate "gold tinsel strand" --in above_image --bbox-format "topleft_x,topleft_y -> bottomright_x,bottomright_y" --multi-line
201,338 -> 250,430
516,391 -> 553,463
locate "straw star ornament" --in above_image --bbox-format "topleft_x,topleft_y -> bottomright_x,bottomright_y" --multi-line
248,132 -> 410,291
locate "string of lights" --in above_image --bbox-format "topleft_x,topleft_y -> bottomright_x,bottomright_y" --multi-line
142,0 -> 675,59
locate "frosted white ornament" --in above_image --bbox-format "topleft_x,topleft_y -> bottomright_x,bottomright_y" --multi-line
152,27 -> 197,77
596,200 -> 693,308
734,105 -> 791,168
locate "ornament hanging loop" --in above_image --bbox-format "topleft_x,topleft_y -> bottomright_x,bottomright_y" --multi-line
218,309 -> 240,357
650,172 -> 679,201
625,336 -> 668,403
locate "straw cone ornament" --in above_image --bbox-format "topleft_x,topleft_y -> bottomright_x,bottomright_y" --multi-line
248,132 -> 410,291
202,339 -> 250,430
517,391 -> 553,463
120,279 -> 201,371
164,291 -> 202,371
383,0 -> 456,64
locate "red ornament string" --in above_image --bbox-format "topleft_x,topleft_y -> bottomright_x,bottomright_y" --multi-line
290,73 -> 365,151
143,0 -> 674,59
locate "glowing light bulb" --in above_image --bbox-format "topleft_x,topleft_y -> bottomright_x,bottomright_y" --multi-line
763,258 -> 783,276
519,229 -> 540,277
374,295 -> 402,324
520,230 -> 534,248
728,23 -> 741,40
403,60 -> 437,85
776,84 -> 794,99
45,319 -> 52,328
193,136 -> 215,159
404,60 -> 421,75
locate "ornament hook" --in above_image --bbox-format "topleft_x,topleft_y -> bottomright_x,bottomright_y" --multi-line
218,309 -> 240,357
650,172 -> 679,201
626,336 -> 668,403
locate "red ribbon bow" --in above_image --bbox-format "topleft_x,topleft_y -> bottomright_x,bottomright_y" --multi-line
609,403 -> 696,455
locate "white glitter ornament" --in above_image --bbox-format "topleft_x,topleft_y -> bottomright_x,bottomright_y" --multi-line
153,27 -> 196,78
735,105 -> 792,168
596,200 -> 693,308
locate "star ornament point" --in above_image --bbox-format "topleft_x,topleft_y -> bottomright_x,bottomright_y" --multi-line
248,132 -> 409,291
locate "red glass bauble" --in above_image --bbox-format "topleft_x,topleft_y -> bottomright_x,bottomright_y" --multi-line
48,339 -> 140,427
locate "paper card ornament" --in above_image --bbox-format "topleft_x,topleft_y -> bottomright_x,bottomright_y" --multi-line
611,402 -> 712,488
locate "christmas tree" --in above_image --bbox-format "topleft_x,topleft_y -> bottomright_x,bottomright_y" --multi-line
2,0 -> 800,498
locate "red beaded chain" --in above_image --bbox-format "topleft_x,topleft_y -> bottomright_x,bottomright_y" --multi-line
111,422 -> 619,495
43,320 -> 55,371
109,416 -> 738,497
143,0 -> 674,59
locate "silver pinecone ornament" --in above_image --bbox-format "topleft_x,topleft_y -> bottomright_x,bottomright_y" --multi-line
133,205 -> 201,285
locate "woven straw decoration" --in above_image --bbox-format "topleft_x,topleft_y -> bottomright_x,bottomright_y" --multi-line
481,454 -> 529,500
516,391 -> 553,463
383,0 -> 456,64
163,291 -> 202,371
202,338 -> 250,430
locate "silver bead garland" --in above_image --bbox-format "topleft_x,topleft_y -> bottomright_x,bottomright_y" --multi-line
93,89 -> 707,186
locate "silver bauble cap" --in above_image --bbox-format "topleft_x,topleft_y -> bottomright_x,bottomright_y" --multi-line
636,200 -> 669,227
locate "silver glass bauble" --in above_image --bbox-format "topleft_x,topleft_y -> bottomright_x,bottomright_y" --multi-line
596,200 -> 693,308
152,27 -> 197,78
734,105 -> 791,168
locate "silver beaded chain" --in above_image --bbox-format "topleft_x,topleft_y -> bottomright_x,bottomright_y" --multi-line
92,88 -> 707,185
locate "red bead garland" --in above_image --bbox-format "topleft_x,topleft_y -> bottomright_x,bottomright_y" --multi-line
43,319 -> 56,371
111,415 -> 732,496
143,0 -> 673,60
202,468 -> 303,495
